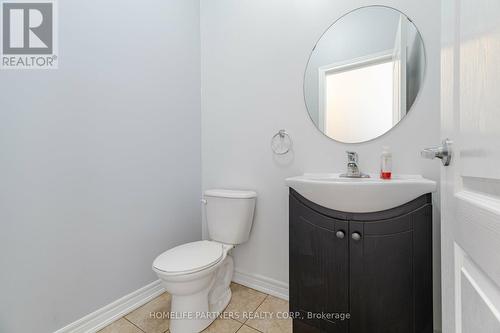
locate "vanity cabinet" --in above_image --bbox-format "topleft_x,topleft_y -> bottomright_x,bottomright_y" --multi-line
289,188 -> 433,333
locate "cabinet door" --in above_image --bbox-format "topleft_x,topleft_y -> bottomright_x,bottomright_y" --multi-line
290,195 -> 349,333
349,205 -> 433,333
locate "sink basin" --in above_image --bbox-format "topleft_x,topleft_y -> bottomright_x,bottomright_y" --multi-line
285,173 -> 437,213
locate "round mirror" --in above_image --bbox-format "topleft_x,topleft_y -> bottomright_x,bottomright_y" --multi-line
304,6 -> 426,143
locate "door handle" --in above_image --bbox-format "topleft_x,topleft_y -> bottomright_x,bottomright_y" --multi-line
421,139 -> 452,166
336,230 -> 345,239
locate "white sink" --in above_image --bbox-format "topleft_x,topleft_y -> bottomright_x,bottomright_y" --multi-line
285,173 -> 437,213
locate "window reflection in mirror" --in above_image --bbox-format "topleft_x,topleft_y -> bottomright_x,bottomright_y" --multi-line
304,6 -> 426,143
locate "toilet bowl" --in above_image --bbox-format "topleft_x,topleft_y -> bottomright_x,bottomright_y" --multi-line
152,189 -> 257,333
153,241 -> 234,333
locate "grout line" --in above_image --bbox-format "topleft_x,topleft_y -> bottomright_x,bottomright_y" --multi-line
243,294 -> 291,333
237,324 -> 265,333
110,285 -> 282,333
124,317 -> 146,333
235,320 -> 244,332
242,294 -> 269,326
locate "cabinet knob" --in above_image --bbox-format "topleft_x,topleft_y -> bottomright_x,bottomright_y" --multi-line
352,232 -> 362,241
336,230 -> 345,239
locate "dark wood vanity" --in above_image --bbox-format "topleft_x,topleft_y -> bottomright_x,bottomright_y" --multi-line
289,188 -> 433,333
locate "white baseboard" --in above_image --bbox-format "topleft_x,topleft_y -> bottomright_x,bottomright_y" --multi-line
54,271 -> 288,333
54,280 -> 165,333
233,270 -> 289,301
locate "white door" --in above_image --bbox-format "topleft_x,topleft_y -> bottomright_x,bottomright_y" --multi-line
441,0 -> 500,332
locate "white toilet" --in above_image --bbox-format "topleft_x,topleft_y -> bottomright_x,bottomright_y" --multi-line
152,189 -> 257,333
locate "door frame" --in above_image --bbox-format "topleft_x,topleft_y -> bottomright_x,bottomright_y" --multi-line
317,49 -> 393,132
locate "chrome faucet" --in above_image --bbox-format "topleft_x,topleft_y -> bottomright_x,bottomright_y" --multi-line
340,151 -> 370,178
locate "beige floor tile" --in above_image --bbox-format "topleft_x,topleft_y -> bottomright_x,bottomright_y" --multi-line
125,292 -> 171,333
98,318 -> 143,333
237,325 -> 261,333
224,283 -> 267,323
245,296 -> 292,333
202,317 -> 242,333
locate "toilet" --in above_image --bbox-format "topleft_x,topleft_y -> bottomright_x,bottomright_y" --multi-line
152,189 -> 257,333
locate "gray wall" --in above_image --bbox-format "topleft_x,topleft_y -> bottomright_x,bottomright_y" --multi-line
0,0 -> 201,332
201,0 -> 441,329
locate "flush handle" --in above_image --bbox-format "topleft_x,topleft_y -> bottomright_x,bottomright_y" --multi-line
421,139 -> 452,166
352,232 -> 362,241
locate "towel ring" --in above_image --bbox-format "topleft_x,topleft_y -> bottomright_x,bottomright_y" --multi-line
271,130 -> 292,155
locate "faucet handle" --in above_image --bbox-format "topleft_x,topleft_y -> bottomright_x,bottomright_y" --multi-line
346,151 -> 358,163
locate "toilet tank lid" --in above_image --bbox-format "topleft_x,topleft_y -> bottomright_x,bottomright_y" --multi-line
204,189 -> 257,199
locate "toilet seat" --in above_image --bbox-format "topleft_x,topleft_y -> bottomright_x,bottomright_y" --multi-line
153,240 -> 224,276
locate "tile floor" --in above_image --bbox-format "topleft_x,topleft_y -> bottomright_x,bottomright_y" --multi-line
99,283 -> 292,333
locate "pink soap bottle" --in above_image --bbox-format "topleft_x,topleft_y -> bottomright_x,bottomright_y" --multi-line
380,146 -> 392,180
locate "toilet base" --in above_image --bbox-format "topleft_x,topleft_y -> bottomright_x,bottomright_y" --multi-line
167,255 -> 234,333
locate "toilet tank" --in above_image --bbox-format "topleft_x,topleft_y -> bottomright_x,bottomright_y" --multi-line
204,189 -> 257,245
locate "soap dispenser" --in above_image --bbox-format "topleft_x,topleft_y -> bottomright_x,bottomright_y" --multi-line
380,146 -> 392,179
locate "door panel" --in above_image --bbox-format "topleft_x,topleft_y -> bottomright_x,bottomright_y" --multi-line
455,244 -> 500,332
459,0 -> 500,181
455,192 -> 500,287
462,276 -> 500,333
349,229 -> 413,333
349,205 -> 433,333
289,195 -> 348,332
349,220 -> 406,332
441,0 -> 500,331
